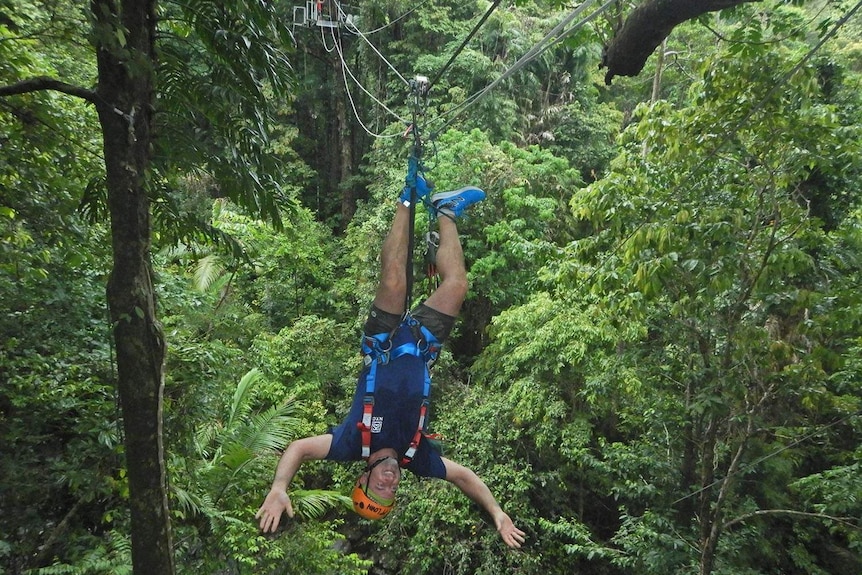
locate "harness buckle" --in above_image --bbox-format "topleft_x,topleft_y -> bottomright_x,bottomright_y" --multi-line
363,334 -> 393,365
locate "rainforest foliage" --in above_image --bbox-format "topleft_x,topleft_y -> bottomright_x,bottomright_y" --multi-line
1,0 -> 861,574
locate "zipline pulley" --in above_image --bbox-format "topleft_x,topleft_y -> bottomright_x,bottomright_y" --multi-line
409,75 -> 430,104
405,75 -> 429,158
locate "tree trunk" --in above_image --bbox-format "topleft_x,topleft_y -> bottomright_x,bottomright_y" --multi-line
601,0 -> 761,84
677,378 -> 698,521
92,0 -> 175,573
699,421 -> 752,575
332,46 -> 355,228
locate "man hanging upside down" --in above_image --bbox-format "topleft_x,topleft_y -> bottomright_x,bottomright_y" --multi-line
256,177 -> 526,549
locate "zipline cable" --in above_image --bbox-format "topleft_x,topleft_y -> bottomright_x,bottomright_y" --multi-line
427,0 -> 612,139
429,0 -> 610,135
426,0 -> 504,92
330,26 -> 409,136
337,2 -> 411,87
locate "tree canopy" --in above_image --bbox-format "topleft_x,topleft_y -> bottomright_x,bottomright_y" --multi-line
2,1 -> 861,574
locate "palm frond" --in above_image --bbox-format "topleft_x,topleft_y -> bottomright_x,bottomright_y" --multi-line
194,419 -> 221,460
226,368 -> 262,429
291,489 -> 352,521
218,441 -> 255,472
218,401 -> 300,472
172,483 -> 216,519
242,400 -> 301,453
193,253 -> 228,294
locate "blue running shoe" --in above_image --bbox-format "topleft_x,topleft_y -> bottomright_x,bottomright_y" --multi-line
399,173 -> 432,207
431,186 -> 486,219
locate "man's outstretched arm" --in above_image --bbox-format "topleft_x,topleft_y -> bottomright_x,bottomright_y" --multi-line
256,434 -> 333,532
442,457 -> 526,549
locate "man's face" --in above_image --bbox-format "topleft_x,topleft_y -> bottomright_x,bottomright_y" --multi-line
362,456 -> 401,503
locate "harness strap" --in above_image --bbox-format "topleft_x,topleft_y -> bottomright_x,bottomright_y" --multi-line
358,362 -> 376,459
358,332 -> 393,458
358,317 -> 440,465
401,366 -> 432,466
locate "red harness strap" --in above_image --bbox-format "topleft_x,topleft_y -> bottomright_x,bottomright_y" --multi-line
358,395 -> 375,460
400,399 -> 429,466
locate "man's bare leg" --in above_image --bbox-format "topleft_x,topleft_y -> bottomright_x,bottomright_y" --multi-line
375,184 -> 482,319
423,215 -> 467,317
372,203 -> 411,315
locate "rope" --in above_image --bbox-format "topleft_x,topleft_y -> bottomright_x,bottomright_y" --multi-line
337,2 -> 411,87
318,22 -> 337,53
403,77 -> 429,312
404,153 -> 420,313
324,2 -> 418,138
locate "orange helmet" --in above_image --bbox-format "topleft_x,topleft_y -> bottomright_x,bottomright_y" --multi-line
351,482 -> 394,520
351,456 -> 399,520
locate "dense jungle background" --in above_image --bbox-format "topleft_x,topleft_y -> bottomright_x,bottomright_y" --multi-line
2,0 -> 861,573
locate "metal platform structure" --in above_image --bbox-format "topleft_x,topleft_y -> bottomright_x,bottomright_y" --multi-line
292,0 -> 356,33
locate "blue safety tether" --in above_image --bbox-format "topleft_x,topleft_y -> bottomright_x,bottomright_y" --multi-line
404,152 -> 421,312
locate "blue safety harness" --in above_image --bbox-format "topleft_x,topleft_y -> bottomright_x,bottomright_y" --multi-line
358,313 -> 441,467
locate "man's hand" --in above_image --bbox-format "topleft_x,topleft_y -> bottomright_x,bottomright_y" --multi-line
442,457 -> 527,549
256,489 -> 293,533
494,511 -> 526,549
255,434 -> 332,533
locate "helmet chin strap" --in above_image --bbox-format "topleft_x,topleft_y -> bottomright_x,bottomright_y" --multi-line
365,455 -> 399,474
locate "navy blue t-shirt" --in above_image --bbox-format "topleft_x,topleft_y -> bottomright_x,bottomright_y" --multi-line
326,324 -> 446,479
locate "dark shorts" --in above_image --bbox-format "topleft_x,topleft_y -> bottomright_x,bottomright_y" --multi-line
363,303 -> 456,344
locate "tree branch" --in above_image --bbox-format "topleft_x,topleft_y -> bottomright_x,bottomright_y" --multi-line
32,498 -> 85,568
0,76 -> 99,105
724,509 -> 861,530
601,0 -> 763,84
